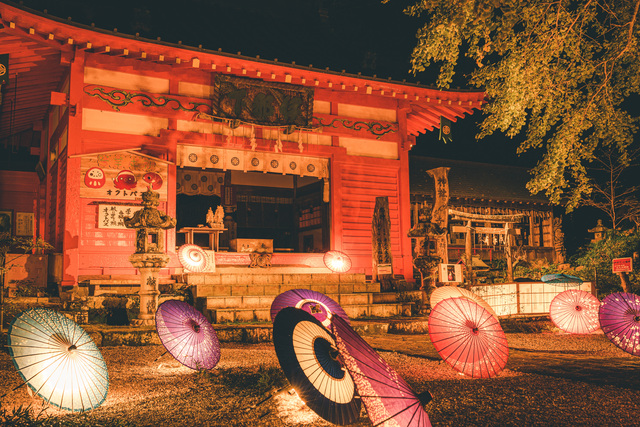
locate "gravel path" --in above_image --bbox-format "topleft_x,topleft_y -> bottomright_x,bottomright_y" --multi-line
1,333 -> 640,426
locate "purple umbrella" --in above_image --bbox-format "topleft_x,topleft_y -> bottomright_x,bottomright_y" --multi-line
273,307 -> 361,425
331,315 -> 432,427
155,300 -> 220,370
599,292 -> 640,356
270,289 -> 350,328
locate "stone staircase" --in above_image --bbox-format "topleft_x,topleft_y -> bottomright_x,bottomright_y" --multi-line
184,267 -> 408,324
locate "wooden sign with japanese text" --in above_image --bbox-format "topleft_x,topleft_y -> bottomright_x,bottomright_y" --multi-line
80,151 -> 168,201
98,204 -> 143,229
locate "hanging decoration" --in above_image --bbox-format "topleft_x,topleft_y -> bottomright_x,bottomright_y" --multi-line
250,126 -> 257,151
298,130 -> 304,153
177,145 -> 329,179
275,132 -> 283,153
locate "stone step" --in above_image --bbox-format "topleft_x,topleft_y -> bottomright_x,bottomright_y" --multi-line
202,292 -> 375,310
183,271 -> 368,288
208,302 -> 405,324
193,282 -> 380,298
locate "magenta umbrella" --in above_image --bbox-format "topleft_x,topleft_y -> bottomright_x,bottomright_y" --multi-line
599,292 -> 640,356
549,289 -> 600,334
428,297 -> 509,378
155,300 -> 220,370
331,314 -> 432,427
270,289 -> 350,328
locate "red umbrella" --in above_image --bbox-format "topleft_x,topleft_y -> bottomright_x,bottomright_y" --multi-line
331,315 -> 432,427
549,289 -> 600,334
178,244 -> 208,272
428,297 -> 509,378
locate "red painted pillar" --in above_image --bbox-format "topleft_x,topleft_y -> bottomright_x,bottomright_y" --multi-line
61,49 -> 84,288
397,103 -> 415,282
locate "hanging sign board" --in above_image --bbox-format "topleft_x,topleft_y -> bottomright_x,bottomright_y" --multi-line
212,75 -> 314,127
612,257 -> 633,273
440,263 -> 463,283
80,151 -> 168,201
0,54 -> 8,85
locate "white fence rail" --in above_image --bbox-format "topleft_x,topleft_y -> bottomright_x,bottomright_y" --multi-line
471,281 -> 594,317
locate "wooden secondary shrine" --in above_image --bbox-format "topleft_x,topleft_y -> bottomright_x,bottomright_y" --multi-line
0,3 -> 484,288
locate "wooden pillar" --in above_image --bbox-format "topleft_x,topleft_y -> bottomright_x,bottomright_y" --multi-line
465,220 -> 473,286
505,223 -> 514,282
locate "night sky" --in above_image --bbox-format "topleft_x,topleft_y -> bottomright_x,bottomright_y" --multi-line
11,0 -> 602,251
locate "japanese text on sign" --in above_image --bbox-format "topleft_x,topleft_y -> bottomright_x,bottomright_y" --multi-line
98,205 -> 143,229
612,257 -> 633,273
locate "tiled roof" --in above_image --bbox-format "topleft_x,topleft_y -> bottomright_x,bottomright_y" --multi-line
409,156 -> 550,204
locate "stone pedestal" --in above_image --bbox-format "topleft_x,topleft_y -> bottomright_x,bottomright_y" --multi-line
129,253 -> 170,326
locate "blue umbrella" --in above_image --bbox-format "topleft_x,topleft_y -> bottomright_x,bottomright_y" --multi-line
7,308 -> 109,412
541,273 -> 583,285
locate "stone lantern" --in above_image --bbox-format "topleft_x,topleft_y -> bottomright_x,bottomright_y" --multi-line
124,187 -> 176,326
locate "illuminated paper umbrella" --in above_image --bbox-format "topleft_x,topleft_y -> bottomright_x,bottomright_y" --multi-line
270,289 -> 350,328
323,250 -> 352,273
7,308 -> 108,411
178,244 -> 208,272
549,289 -> 600,334
155,300 -> 220,370
273,307 -> 361,425
599,292 -> 640,356
430,286 -> 498,319
331,314 -> 432,427
428,297 -> 509,378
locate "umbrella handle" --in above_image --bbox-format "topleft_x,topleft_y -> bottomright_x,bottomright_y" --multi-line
0,380 -> 27,399
250,386 -> 290,409
154,350 -> 169,362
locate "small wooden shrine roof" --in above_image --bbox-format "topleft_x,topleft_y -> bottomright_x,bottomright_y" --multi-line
410,156 -> 550,205
0,1 -> 484,142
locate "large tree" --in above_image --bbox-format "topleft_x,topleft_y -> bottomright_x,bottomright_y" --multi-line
400,0 -> 640,210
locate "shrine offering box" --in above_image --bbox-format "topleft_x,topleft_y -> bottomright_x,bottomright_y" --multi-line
229,239 -> 273,253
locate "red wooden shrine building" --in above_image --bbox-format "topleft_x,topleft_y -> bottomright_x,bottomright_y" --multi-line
0,2 -> 484,288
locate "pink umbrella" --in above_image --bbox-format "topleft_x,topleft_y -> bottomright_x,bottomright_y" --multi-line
428,297 -> 509,378
549,289 -> 600,334
331,315 -> 432,427
599,292 -> 640,356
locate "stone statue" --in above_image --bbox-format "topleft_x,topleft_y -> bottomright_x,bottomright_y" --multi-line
206,207 -> 215,226
123,186 -> 176,326
553,217 -> 566,264
206,205 -> 225,229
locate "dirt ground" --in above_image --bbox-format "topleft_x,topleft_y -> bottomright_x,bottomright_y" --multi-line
2,332 -> 640,426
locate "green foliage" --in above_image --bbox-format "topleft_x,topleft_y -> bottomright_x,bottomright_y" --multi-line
217,366 -> 287,397
570,229 -> 640,296
400,0 -> 640,210
0,402 -> 136,426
